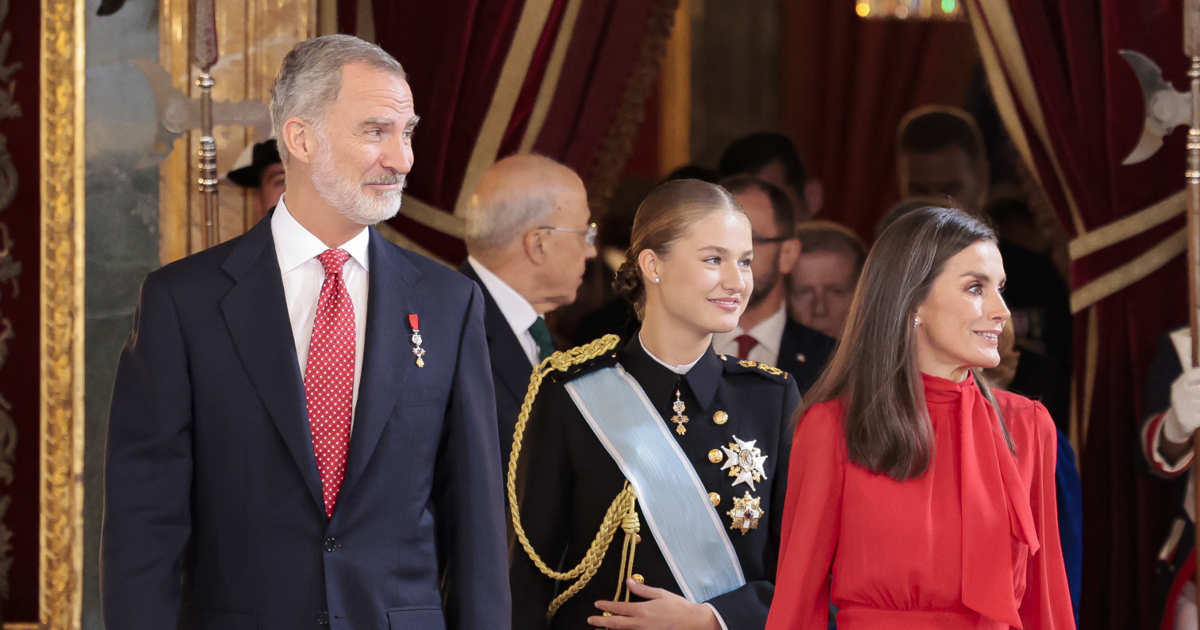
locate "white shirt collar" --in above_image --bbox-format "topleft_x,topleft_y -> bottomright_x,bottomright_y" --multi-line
638,333 -> 704,375
271,194 -> 370,273
723,305 -> 787,355
466,256 -> 539,338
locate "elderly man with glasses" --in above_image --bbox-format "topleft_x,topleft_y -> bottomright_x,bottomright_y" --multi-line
458,154 -> 597,471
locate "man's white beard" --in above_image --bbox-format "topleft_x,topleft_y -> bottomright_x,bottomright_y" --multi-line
311,141 -> 405,225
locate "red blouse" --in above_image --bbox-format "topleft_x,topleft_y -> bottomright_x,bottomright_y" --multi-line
764,373 -> 1074,630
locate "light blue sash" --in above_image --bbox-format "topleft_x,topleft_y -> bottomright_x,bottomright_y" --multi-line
563,365 -> 746,602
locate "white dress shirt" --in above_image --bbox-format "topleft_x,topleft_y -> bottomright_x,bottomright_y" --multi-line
713,305 -> 787,366
467,256 -> 541,366
272,195 -> 370,422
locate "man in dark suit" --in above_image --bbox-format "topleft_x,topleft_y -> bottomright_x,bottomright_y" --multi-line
458,154 -> 596,470
714,175 -> 835,394
101,35 -> 509,630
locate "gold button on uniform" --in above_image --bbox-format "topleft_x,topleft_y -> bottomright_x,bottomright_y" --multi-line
631,573 -> 645,584
708,449 -> 724,463
713,410 -> 729,425
709,491 -> 721,506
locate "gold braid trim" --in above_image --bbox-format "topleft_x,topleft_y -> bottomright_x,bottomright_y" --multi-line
506,334 -> 637,618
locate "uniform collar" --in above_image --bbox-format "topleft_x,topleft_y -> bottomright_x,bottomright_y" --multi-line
619,336 -> 722,410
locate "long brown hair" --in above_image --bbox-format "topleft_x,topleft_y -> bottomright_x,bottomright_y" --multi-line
803,206 -> 1012,479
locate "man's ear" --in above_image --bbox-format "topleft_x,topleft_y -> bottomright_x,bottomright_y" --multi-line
523,228 -> 549,264
282,117 -> 315,166
779,237 -> 801,274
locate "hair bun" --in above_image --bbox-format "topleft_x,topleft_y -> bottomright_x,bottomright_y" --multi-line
612,257 -> 644,306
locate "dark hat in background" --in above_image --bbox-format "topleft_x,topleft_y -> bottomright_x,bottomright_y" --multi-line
226,139 -> 281,188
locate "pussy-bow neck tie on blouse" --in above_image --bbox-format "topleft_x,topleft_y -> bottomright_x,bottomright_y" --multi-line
923,373 -> 1040,628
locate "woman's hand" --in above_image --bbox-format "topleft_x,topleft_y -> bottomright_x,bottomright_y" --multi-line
587,579 -> 722,630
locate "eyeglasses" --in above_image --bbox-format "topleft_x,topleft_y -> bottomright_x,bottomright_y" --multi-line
539,222 -> 598,247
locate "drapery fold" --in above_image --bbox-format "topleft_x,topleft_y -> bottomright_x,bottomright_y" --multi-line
342,0 -> 678,263
966,2 -> 1189,627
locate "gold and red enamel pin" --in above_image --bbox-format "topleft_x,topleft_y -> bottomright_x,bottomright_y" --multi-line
408,313 -> 426,368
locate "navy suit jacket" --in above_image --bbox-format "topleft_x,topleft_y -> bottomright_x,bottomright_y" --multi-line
776,317 -> 836,396
102,218 -> 510,630
458,263 -> 535,472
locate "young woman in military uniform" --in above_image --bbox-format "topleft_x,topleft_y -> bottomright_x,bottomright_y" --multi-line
508,179 -> 802,630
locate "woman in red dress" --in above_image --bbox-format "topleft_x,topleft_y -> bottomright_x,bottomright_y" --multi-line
765,206 -> 1074,630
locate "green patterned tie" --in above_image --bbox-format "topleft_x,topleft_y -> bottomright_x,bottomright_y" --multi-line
528,317 -> 555,361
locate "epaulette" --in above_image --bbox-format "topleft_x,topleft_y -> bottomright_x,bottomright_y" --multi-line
717,354 -> 790,383
546,337 -> 622,385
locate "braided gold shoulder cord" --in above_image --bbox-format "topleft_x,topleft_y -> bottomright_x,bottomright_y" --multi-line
507,334 -> 640,618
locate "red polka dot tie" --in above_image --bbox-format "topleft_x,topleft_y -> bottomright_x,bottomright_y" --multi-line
305,248 -> 355,519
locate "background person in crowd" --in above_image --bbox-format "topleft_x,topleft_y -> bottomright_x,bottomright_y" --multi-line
715,175 -> 835,395
788,221 -> 866,340
719,132 -> 821,221
510,179 -> 800,630
766,206 -> 1073,630
101,35 -> 509,630
226,138 -> 286,221
1139,326 -> 1200,630
458,153 -> 596,471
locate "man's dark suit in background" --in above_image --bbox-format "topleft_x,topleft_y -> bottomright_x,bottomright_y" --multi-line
460,262 -> 534,471
777,317 -> 836,396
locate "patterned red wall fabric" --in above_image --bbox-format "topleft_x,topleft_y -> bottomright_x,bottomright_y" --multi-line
1,0 -> 42,622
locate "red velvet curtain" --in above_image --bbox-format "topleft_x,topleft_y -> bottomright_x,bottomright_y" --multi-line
968,2 -> 1188,627
2,0 -> 42,622
339,0 -> 677,263
781,4 -> 980,240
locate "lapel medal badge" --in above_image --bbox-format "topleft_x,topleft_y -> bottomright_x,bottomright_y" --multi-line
408,313 -> 426,368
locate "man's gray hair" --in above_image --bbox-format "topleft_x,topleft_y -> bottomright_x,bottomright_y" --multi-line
270,34 -> 406,163
461,191 -> 559,252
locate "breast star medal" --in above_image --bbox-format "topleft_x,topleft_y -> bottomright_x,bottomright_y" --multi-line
720,435 -> 768,491
407,313 -> 426,368
727,491 -> 764,534
670,387 -> 689,435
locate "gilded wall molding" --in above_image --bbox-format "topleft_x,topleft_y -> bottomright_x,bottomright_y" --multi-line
32,0 -> 85,627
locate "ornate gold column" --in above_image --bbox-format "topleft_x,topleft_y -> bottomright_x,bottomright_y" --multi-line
658,0 -> 690,176
158,0 -> 324,264
35,0 -> 85,628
